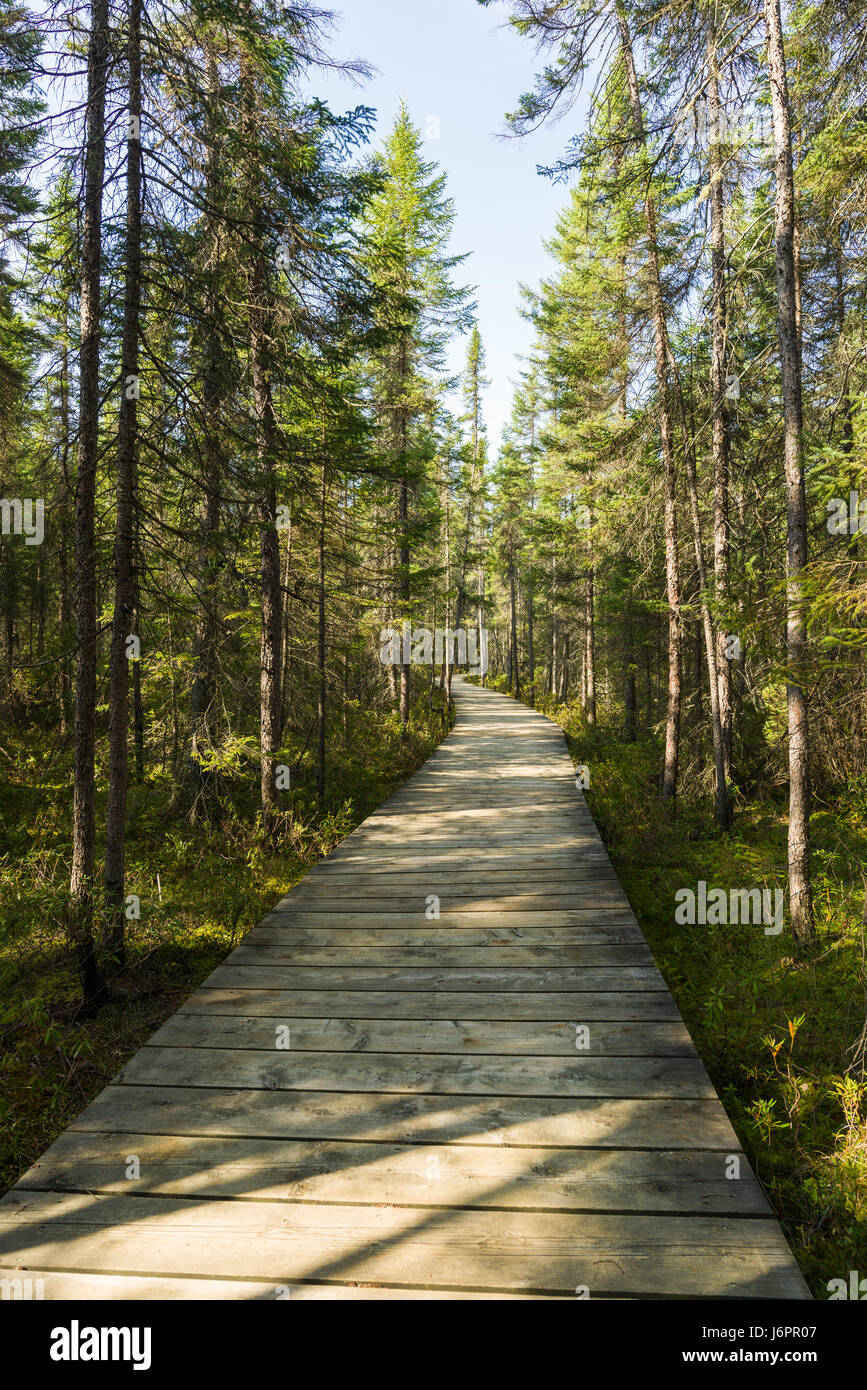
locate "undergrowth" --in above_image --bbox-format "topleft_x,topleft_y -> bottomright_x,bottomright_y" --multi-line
0,694 -> 450,1193
531,686 -> 867,1300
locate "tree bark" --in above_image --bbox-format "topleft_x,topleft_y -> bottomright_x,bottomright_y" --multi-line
398,471 -> 410,724
559,630 -> 569,702
617,1 -> 682,799
765,0 -> 814,943
69,0 -> 109,1011
395,335 -> 411,726
454,377 -> 482,639
187,53 -> 224,817
280,508 -> 293,733
708,34 -> 733,787
132,594 -> 144,783
58,340 -> 72,739
665,322 -> 730,825
441,451 -> 453,704
680,414 -> 732,826
316,461 -> 327,799
508,542 -> 520,696
624,649 -> 637,741
244,66 -> 283,832
527,579 -> 535,706
104,0 -> 142,966
585,559 -> 596,725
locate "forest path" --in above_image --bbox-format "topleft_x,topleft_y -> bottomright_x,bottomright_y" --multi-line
0,679 -> 810,1299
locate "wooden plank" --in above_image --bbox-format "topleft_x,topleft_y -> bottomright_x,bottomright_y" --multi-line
181,988 -> 683,1020
0,1191 -> 810,1298
120,1046 -> 715,1098
203,964 -> 668,992
299,869 -> 618,886
342,833 -> 598,844
329,834 -> 601,845
247,925 -> 646,946
260,910 -> 640,928
364,813 -> 599,822
321,850 -> 610,871
227,944 -> 655,968
15,1131 -> 770,1214
154,1013 -> 696,1055
291,881 -> 623,898
69,1084 -> 743,1149
277,894 -> 628,912
0,1269 -> 548,1300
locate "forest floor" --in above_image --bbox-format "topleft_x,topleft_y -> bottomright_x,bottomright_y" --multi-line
0,696 -> 451,1197
519,683 -> 867,1300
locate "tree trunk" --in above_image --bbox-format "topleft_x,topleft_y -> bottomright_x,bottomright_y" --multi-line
58,342 -> 72,739
624,652 -> 638,741
559,630 -> 569,703
316,461 -> 327,800
708,34 -> 733,787
69,0 -> 109,1011
2,543 -> 14,677
281,509 -> 293,733
132,599 -> 144,783
392,328 -> 411,726
103,0 -> 142,966
617,1 -> 682,800
508,543 -> 520,696
244,72 -> 283,833
254,371 -> 282,833
454,399 -> 481,638
665,324 -> 730,825
765,0 -> 814,943
35,552 -> 45,660
187,54 -> 224,817
527,578 -> 535,707
585,562 -> 596,725
441,456 -> 453,704
477,542 -> 486,688
398,472 -> 410,724
680,419 -> 732,826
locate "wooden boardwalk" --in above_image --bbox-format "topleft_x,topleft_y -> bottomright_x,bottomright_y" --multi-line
0,680 -> 810,1299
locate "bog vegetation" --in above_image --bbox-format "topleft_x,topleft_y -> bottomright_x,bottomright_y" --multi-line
0,0 -> 865,1295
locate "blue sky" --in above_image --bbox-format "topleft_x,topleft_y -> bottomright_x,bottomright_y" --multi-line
314,0 -> 594,448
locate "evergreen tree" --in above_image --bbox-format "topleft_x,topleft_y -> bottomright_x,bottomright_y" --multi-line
361,103 -> 472,723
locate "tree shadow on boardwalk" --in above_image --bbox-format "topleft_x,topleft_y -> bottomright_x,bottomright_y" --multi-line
0,1081 -> 808,1299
